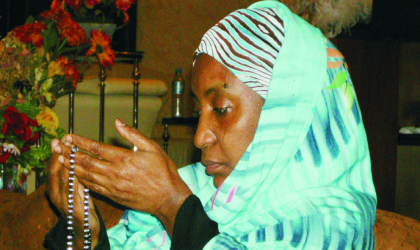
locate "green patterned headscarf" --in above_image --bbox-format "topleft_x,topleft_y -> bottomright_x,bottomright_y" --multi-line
107,1 -> 377,249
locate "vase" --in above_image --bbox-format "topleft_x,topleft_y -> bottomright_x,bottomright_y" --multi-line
1,163 -> 27,194
78,23 -> 117,40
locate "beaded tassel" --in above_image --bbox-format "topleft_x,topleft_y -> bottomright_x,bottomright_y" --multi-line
67,146 -> 91,250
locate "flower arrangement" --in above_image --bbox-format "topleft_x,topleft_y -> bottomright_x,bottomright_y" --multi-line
0,1 -> 116,192
57,0 -> 135,25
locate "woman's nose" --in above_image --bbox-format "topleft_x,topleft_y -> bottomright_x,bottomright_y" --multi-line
194,116 -> 216,149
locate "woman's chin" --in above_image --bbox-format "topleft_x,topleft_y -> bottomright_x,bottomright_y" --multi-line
213,176 -> 227,188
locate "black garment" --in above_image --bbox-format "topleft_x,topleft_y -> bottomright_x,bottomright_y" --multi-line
43,195 -> 219,249
43,204 -> 111,249
170,195 -> 219,249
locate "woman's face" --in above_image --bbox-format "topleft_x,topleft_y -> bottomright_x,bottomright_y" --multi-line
192,53 -> 265,188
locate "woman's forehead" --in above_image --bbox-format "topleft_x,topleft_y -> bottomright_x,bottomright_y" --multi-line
192,79 -> 229,100
192,54 -> 232,94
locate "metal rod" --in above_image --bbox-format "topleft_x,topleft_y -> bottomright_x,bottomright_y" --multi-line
132,58 -> 141,129
163,124 -> 170,153
133,83 -> 139,128
98,65 -> 107,143
69,90 -> 75,134
132,58 -> 141,151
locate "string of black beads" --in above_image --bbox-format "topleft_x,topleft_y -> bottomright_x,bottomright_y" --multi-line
83,187 -> 91,249
67,146 -> 91,250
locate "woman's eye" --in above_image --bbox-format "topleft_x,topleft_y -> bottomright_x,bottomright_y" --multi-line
213,107 -> 228,116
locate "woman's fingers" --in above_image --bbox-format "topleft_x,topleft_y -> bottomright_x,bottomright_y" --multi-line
47,153 -> 61,202
47,139 -> 101,248
56,143 -> 113,195
62,133 -> 127,162
48,141 -> 80,217
115,119 -> 152,152
48,139 -> 66,207
54,133 -> 131,198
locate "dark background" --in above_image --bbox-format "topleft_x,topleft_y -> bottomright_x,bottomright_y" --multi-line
337,0 -> 420,42
0,0 -> 137,51
334,0 -> 420,212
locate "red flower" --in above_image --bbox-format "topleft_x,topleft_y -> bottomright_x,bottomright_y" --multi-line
115,0 -> 134,11
85,0 -> 100,8
59,20 -> 87,46
41,5 -> 72,20
51,0 -> 65,10
0,150 -> 10,164
26,130 -> 40,144
65,0 -> 82,11
86,29 -> 115,67
41,8 -> 87,46
56,55 -> 81,88
123,11 -> 129,23
12,22 -> 47,47
2,106 -> 39,142
21,145 -> 31,154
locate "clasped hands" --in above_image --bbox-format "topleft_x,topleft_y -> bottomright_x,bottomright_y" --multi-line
47,119 -> 192,248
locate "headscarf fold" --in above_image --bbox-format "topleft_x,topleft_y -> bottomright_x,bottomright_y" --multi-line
107,1 -> 377,249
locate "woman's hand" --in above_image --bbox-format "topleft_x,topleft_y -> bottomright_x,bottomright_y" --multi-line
47,140 -> 100,249
58,119 -> 192,236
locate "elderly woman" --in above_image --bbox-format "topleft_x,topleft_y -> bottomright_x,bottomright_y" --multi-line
44,1 -> 377,249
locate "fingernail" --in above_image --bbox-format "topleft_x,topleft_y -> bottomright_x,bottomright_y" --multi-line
54,145 -> 61,154
58,155 -> 64,164
65,134 -> 73,143
51,139 -> 59,151
116,119 -> 126,127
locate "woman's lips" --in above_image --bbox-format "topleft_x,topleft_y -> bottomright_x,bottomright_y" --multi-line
202,160 -> 223,176
204,163 -> 221,176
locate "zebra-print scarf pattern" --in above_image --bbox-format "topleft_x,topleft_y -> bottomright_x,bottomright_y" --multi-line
194,7 -> 285,99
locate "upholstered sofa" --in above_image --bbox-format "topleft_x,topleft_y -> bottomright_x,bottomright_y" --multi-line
1,185 -> 420,249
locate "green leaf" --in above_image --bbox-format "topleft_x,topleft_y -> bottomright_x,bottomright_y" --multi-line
32,126 -> 44,133
4,135 -> 25,148
56,127 -> 67,139
59,43 -> 90,55
25,147 -> 51,161
25,16 -> 35,25
325,71 -> 347,90
15,102 -> 41,119
43,22 -> 61,54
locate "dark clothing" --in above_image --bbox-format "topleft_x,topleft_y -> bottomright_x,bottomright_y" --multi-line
171,195 -> 219,249
44,195 -> 219,250
44,204 -> 110,249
